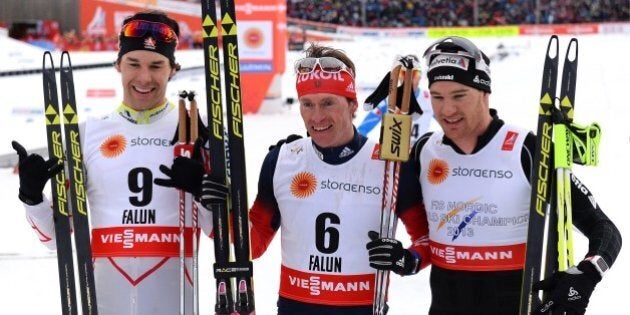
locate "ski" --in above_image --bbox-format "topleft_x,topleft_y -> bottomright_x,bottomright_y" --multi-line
43,51 -> 79,315
59,51 -> 98,315
552,38 -> 579,275
519,35 -> 559,315
520,36 -> 582,315
200,1 -> 255,314
200,1 -> 235,313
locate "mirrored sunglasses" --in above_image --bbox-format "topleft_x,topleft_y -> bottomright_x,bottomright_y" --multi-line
294,57 -> 355,78
121,20 -> 178,44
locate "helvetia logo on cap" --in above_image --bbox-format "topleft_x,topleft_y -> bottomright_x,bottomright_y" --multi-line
290,172 -> 317,199
430,54 -> 469,71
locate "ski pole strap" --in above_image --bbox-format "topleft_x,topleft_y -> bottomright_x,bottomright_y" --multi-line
570,122 -> 600,166
213,261 -> 254,278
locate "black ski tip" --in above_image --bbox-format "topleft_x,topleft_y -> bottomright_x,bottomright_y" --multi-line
42,51 -> 54,70
565,38 -> 578,63
60,51 -> 72,71
546,35 -> 559,60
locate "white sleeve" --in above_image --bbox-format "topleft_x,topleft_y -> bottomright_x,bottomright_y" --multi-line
23,195 -> 57,250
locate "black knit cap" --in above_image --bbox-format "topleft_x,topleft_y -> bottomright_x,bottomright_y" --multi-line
424,37 -> 492,93
117,11 -> 180,64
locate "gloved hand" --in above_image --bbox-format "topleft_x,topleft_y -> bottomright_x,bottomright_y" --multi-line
12,141 -> 64,205
198,173 -> 229,210
268,134 -> 303,151
154,138 -> 206,197
533,260 -> 602,315
366,231 -> 420,276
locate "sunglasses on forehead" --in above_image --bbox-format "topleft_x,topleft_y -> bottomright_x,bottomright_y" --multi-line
121,20 -> 178,44
422,36 -> 490,76
294,57 -> 355,78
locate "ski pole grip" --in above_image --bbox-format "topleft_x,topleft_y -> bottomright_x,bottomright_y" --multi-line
379,64 -> 413,162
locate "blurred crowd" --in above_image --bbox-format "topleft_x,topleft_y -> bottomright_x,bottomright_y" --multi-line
288,0 -> 630,27
5,1 -> 628,52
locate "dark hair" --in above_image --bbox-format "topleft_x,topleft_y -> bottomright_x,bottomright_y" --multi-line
303,42 -> 356,77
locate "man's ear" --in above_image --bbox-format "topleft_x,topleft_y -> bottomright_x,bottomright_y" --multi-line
114,61 -> 121,73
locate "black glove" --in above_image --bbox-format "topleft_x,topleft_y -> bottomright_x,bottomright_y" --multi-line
12,141 -> 64,205
366,231 -> 420,276
199,173 -> 229,210
533,260 -> 602,315
154,138 -> 206,197
268,134 -> 303,151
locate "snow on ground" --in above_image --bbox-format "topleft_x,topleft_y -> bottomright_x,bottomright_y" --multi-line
1,33 -> 628,314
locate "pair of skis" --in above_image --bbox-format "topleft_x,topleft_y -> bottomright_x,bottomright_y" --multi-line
42,51 -> 97,315
373,56 -> 417,315
200,0 -> 255,314
520,35 -> 601,314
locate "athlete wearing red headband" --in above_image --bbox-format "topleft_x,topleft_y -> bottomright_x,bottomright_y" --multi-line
196,42 -> 432,314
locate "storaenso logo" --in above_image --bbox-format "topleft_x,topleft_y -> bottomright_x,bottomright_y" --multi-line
320,179 -> 381,195
452,166 -> 513,179
130,136 -> 171,147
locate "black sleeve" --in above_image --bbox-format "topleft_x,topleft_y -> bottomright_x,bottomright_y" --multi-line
256,147 -> 282,231
569,173 -> 622,267
398,131 -> 433,211
521,132 -> 536,184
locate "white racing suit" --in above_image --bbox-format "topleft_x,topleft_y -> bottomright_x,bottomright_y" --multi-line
24,102 -> 213,314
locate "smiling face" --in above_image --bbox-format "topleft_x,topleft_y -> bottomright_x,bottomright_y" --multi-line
429,80 -> 492,153
115,50 -> 175,111
299,93 -> 357,148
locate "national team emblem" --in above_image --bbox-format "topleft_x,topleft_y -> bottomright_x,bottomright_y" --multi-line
143,37 -> 156,50
427,159 -> 449,185
501,131 -> 519,151
371,144 -> 380,159
290,172 -> 317,199
100,134 -> 127,158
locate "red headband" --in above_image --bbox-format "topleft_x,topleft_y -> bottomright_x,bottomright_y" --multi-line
296,69 -> 356,102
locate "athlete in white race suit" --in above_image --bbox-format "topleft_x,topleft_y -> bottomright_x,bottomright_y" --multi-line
16,11 -> 213,314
